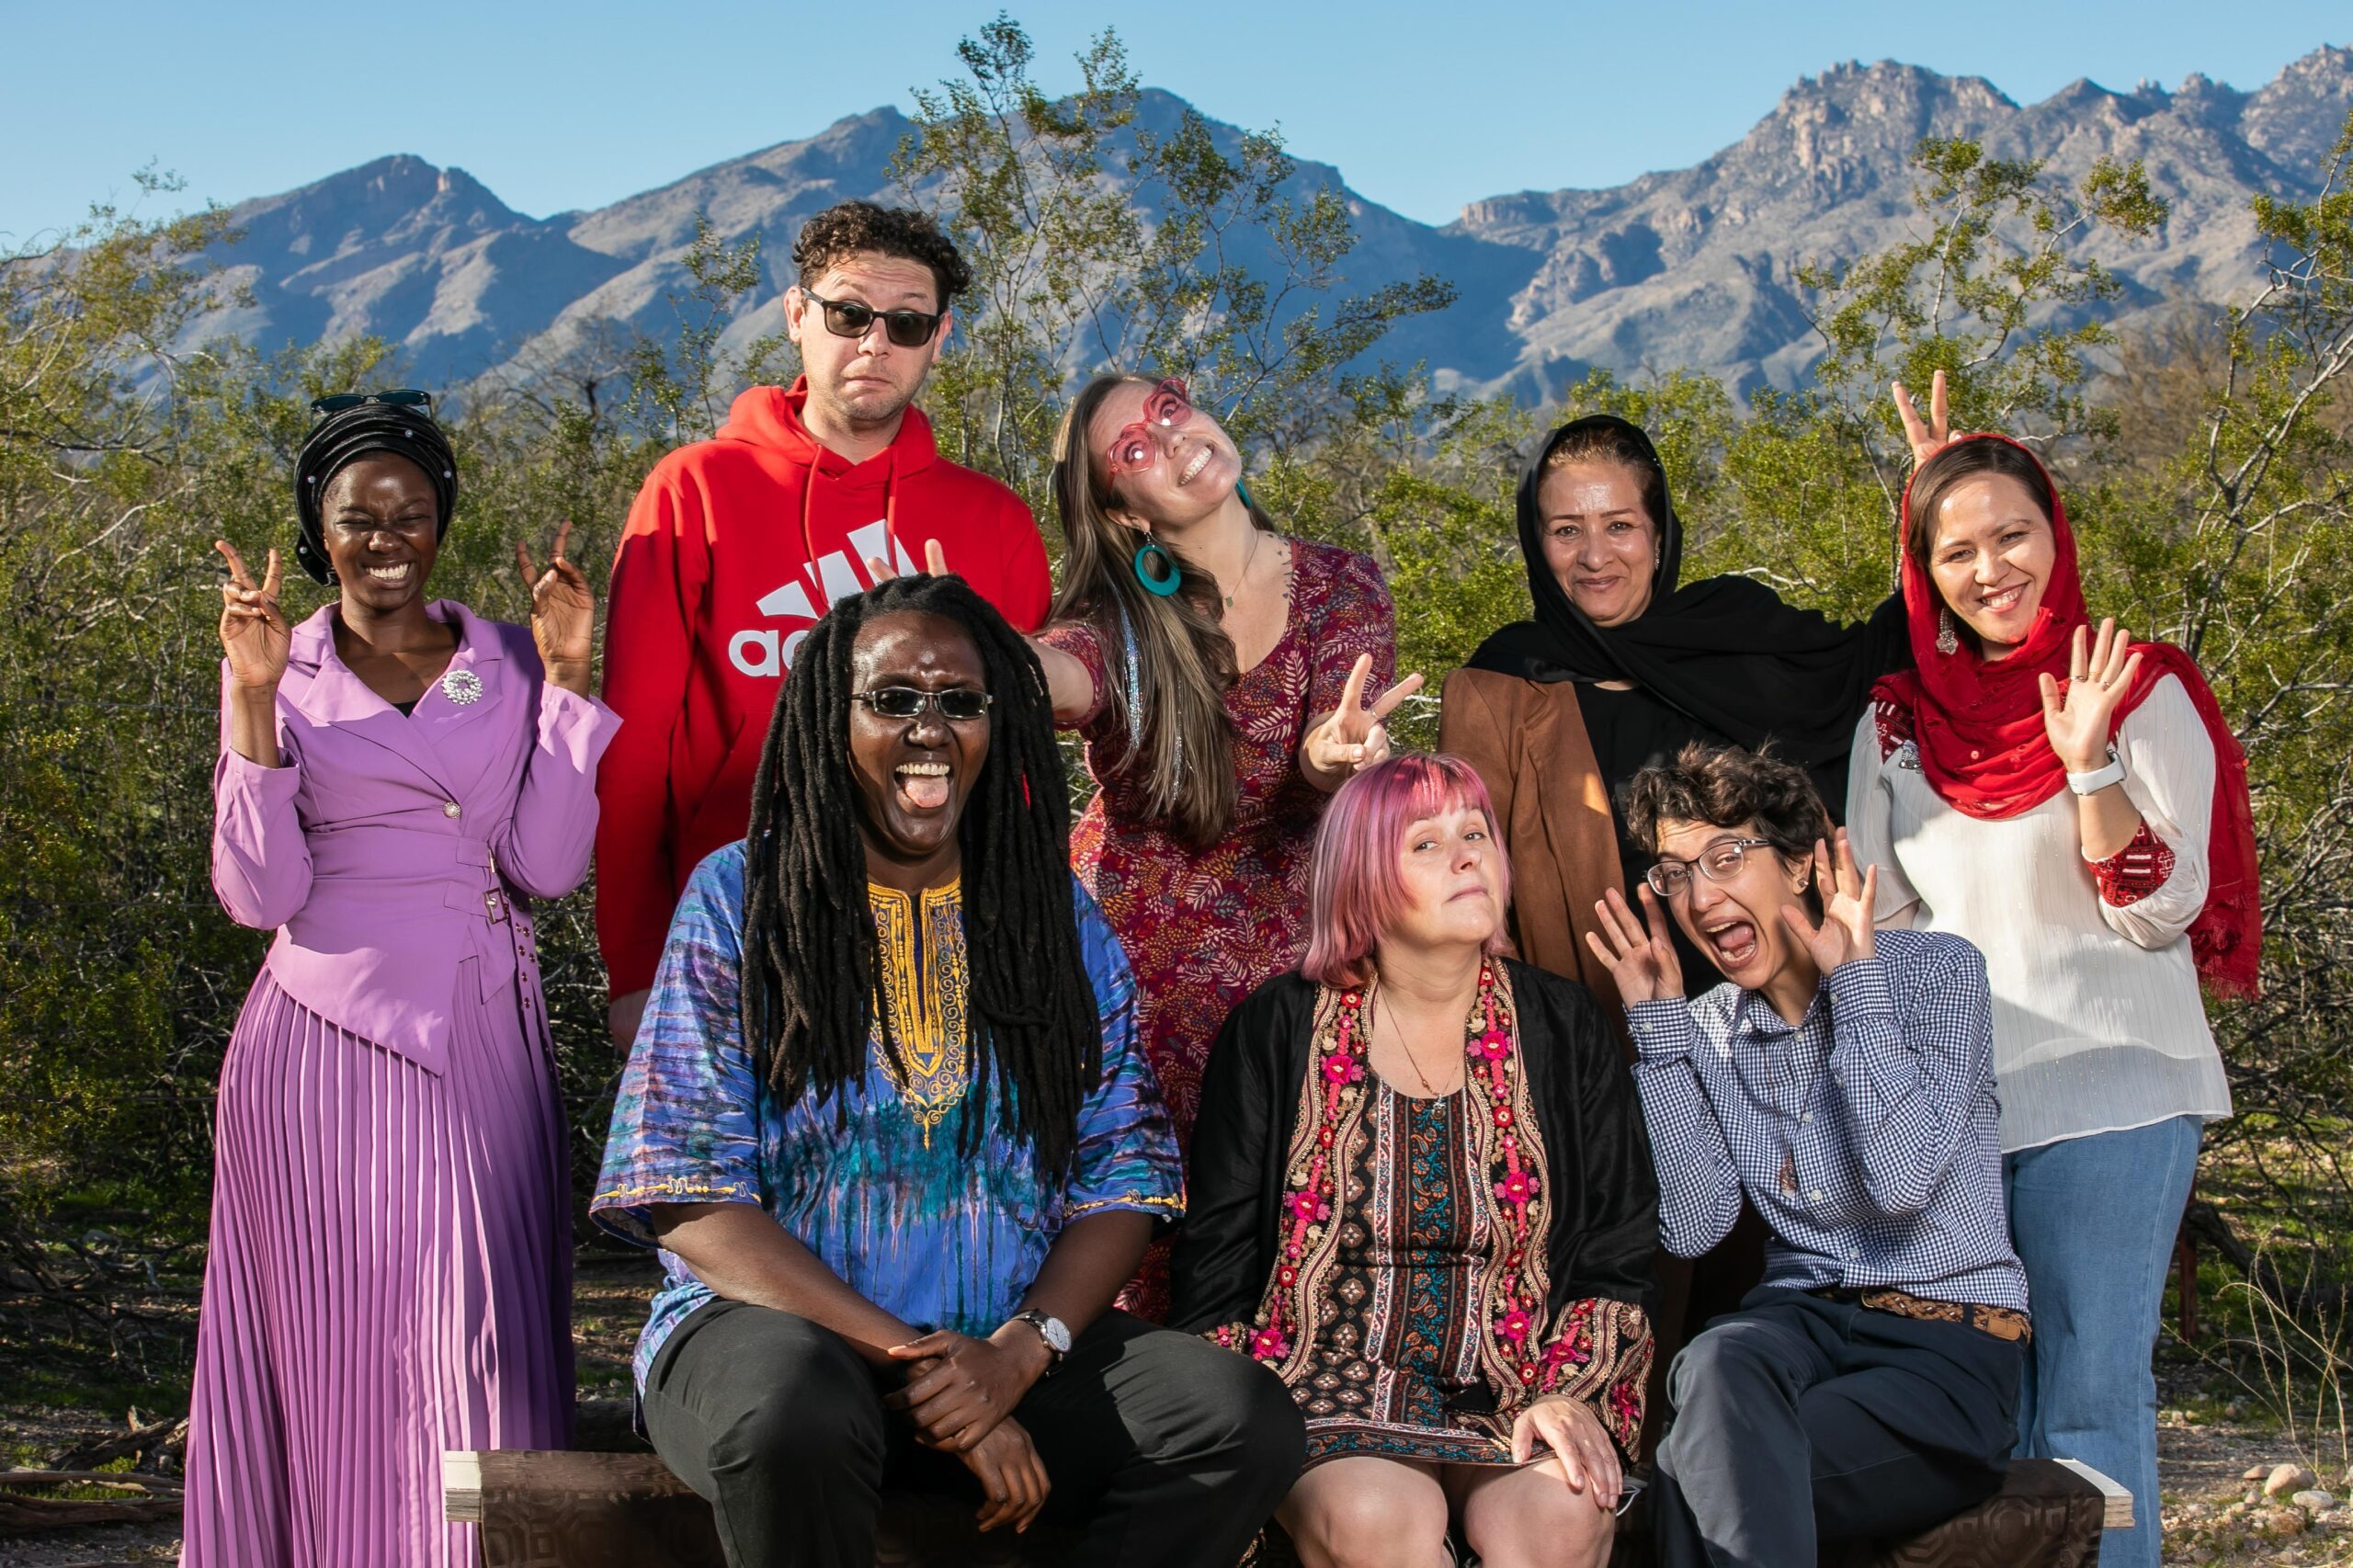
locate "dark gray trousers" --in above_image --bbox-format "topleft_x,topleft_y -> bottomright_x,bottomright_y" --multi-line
1651,1288 -> 2024,1568
642,1298 -> 1305,1568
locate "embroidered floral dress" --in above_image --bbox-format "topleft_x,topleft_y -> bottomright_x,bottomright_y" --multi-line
1039,539 -> 1396,1318
1173,961 -> 1659,1465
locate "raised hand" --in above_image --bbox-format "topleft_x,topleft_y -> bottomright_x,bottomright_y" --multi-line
863,537 -> 952,584
1892,369 -> 1956,466
2039,619 -> 2142,774
1586,885 -> 1684,1005
517,521 -> 594,693
1778,829 -> 1879,976
1512,1393 -> 1622,1511
1301,653 -> 1425,782
216,540 -> 292,691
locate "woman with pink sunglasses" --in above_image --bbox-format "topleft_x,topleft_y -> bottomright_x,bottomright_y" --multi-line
1024,372 -> 1418,1319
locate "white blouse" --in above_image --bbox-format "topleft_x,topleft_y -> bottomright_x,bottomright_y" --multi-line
1846,675 -> 2232,1153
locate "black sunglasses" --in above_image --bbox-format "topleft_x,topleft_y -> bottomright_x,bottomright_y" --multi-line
801,290 -> 945,348
852,687 -> 993,722
309,388 -> 435,416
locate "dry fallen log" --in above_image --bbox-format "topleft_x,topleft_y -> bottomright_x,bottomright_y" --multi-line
0,1489 -> 182,1536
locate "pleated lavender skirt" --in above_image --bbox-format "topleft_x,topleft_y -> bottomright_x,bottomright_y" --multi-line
181,959 -> 574,1568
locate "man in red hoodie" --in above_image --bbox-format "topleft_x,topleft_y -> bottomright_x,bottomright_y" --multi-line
597,200 -> 1051,1041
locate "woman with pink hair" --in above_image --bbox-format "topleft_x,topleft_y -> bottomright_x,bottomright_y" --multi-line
1171,754 -> 1656,1568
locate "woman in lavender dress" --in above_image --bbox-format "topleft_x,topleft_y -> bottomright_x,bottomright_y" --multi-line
183,397 -> 619,1567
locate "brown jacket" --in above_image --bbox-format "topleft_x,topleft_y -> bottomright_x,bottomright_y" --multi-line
1438,666 -> 1629,1025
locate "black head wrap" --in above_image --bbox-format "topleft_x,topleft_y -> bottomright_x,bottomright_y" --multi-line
292,403 -> 459,585
1464,413 -> 1908,767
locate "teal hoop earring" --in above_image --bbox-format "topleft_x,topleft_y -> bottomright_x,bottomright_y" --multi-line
1235,477 -> 1256,511
1133,539 -> 1183,597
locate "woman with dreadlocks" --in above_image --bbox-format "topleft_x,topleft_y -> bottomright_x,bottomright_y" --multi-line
189,392 -> 616,1567
592,573 -> 1304,1568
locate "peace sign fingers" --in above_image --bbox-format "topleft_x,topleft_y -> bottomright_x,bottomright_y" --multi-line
215,538 -> 291,689
1893,369 -> 1954,466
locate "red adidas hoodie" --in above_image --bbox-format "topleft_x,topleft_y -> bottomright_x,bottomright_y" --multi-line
595,379 -> 1051,996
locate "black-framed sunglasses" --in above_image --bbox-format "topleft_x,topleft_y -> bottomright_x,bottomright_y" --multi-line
1645,837 -> 1775,899
309,388 -> 434,416
801,290 -> 945,348
852,687 -> 993,723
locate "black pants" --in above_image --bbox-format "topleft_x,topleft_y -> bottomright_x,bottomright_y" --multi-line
642,1299 -> 1305,1568
1651,1288 -> 2024,1568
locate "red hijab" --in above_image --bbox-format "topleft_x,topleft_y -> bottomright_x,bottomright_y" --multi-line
1870,434 -> 2260,997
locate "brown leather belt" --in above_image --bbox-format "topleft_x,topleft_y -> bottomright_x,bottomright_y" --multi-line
1814,1286 -> 2031,1343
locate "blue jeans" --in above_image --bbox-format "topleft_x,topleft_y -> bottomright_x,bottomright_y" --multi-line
2005,1115 -> 2202,1568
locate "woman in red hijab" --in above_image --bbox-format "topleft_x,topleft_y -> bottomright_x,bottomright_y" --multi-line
1847,402 -> 2257,1568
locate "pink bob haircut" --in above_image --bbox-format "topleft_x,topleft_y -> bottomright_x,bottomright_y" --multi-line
1301,753 -> 1512,989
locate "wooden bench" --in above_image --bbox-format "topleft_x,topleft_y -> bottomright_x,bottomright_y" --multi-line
447,1449 -> 2124,1567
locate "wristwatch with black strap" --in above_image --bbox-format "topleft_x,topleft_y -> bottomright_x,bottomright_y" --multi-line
1008,1308 -> 1071,1370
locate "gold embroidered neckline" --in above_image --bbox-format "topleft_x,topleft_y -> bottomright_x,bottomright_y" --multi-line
867,881 -> 970,1143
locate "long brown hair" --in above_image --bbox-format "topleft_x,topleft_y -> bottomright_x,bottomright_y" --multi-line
1049,373 -> 1277,846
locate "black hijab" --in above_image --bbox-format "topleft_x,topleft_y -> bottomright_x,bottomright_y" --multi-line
1465,414 -> 1906,769
293,403 -> 459,585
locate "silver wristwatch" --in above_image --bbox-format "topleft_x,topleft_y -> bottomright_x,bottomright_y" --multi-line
2066,744 -> 2126,797
1010,1309 -> 1071,1369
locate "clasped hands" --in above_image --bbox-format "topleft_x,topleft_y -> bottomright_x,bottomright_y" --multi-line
880,1323 -> 1053,1534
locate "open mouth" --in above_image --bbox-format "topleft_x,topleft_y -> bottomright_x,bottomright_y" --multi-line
1700,916 -> 1760,969
1176,446 -> 1213,485
1978,583 -> 2028,614
365,562 -> 413,584
894,760 -> 951,812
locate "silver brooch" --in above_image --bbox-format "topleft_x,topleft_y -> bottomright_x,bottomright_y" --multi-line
439,668 -> 484,706
1893,740 -> 1922,771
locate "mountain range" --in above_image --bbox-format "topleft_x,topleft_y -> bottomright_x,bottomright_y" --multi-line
193,45 -> 2353,401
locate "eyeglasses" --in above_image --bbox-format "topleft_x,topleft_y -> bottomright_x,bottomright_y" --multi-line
1104,379 -> 1194,477
851,687 -> 993,723
1645,837 -> 1775,899
801,290 -> 945,348
309,388 -> 434,416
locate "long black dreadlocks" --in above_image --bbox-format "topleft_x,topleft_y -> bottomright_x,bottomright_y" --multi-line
737,573 -> 1100,1176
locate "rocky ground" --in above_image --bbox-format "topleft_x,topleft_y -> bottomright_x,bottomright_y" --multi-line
5,1252 -> 2349,1565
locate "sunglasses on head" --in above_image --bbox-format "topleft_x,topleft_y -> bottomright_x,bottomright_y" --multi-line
852,687 -> 994,723
309,388 -> 434,416
801,290 -> 946,348
1104,379 -> 1195,478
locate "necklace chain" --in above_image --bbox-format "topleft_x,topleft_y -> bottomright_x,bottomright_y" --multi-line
1222,525 -> 1265,608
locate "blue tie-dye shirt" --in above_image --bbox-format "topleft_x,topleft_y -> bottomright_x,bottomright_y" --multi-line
592,842 -> 1184,1392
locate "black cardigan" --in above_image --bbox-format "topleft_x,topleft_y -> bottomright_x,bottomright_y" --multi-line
1169,960 -> 1660,1344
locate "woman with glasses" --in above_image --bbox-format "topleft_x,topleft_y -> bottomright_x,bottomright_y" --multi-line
1589,741 -> 2028,1567
187,395 -> 619,1567
1021,371 -> 1419,1318
1848,433 -> 2256,1568
1171,753 -> 1656,1568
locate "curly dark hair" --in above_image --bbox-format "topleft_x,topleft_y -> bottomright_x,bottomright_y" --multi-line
736,572 -> 1097,1176
791,199 -> 974,309
1620,741 -> 1833,915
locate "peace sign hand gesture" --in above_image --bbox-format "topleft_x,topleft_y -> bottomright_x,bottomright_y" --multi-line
1586,885 -> 1684,1006
1778,829 -> 1879,976
1893,369 -> 1957,466
516,521 -> 595,695
216,540 -> 292,692
2040,619 -> 2141,774
1301,653 -> 1425,786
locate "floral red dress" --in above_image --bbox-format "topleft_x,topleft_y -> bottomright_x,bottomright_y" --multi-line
1040,539 -> 1396,1318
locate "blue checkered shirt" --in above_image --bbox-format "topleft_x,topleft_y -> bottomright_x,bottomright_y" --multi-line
1627,927 -> 2028,1312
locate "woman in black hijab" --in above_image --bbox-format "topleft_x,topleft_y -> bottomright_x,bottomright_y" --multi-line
1439,413 -> 1906,999
1438,411 -> 1909,1454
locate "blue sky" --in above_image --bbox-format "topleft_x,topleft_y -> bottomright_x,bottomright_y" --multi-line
2,1 -> 2344,244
